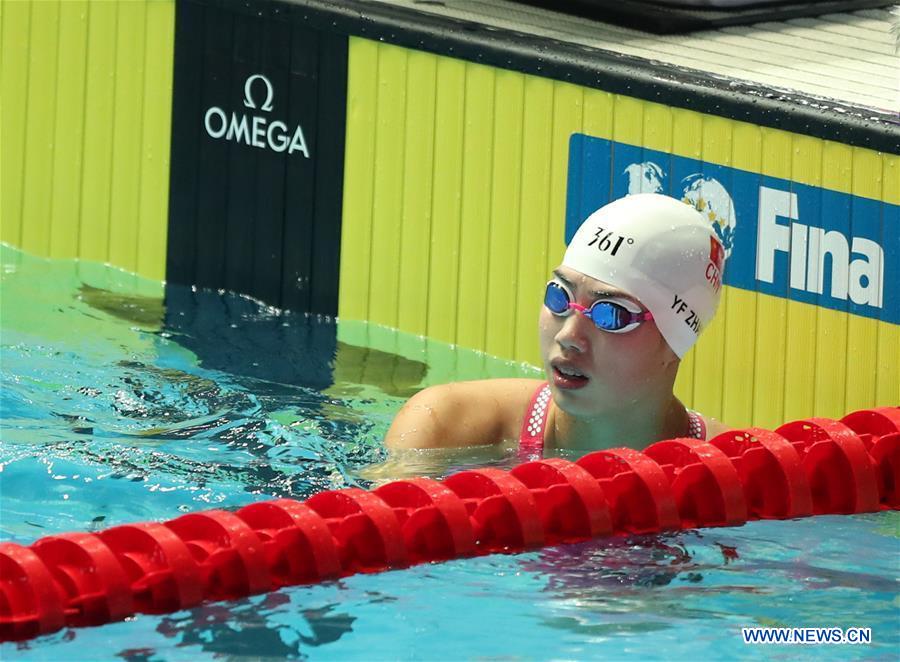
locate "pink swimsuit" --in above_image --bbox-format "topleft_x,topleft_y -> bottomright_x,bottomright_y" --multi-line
517,382 -> 706,461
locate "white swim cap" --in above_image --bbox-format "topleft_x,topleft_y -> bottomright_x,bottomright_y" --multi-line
562,193 -> 725,358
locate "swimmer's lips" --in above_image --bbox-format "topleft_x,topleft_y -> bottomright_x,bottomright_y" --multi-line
551,360 -> 590,390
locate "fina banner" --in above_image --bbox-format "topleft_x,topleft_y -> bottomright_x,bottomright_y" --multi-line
566,134 -> 898,324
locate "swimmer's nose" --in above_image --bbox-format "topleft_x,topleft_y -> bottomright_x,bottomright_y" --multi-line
555,311 -> 590,354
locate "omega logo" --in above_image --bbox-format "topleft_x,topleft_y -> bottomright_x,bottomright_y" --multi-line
243,74 -> 274,112
204,73 -> 310,157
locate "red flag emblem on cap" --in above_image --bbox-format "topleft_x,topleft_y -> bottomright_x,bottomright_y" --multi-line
709,236 -> 724,272
705,236 -> 725,293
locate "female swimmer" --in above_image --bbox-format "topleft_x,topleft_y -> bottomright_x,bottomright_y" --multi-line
385,193 -> 730,457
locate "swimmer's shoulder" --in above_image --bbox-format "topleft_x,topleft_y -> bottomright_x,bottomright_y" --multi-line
384,378 -> 543,450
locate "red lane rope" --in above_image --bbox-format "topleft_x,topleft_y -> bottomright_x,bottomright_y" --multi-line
1,407 -> 898,642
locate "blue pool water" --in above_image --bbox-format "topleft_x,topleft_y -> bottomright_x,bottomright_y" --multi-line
1,245 -> 898,660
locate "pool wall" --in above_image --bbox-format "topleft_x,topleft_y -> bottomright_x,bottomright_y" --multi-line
1,0 -> 174,281
165,0 -> 348,315
337,35 -> 899,430
2,0 -> 897,429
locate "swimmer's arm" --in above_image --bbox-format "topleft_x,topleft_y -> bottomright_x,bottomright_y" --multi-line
385,379 -> 540,450
384,382 -> 504,450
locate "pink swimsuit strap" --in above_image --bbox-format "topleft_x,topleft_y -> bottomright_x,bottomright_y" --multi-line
517,382 -> 706,461
517,383 -> 552,462
686,407 -> 707,440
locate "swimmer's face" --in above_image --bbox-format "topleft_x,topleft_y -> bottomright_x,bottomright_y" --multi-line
538,265 -> 679,417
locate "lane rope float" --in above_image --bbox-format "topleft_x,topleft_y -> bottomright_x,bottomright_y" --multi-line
1,406 -> 898,642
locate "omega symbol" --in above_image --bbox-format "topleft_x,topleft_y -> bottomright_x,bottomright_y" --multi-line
243,74 -> 274,112
205,72 -> 309,157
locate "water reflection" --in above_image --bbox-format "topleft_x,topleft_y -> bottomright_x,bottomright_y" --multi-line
5,249 -> 897,659
150,594 -> 357,659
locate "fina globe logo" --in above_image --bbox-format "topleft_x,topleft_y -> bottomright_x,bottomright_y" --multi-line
622,160 -> 884,309
624,163 -> 733,294
624,163 -> 737,258
203,74 -> 310,158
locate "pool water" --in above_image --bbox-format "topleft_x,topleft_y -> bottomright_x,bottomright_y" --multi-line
1,244 -> 898,661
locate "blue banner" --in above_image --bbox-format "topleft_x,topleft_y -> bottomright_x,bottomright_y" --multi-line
566,134 -> 898,324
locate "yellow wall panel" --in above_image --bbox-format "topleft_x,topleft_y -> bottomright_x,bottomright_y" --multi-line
455,63 -> 495,352
582,87 -> 614,143
397,51 -> 437,336
485,70 -> 525,359
135,0 -> 174,281
0,0 -> 31,248
877,322 -> 899,405
813,309 -> 850,419
339,37 -> 380,322
641,102 -> 673,157
367,44 -> 408,328
783,299 -> 819,422
78,1 -> 118,264
425,57 -> 466,343
612,94 -> 644,147
514,76 -> 554,364
719,289 -> 758,428
4,0 -> 174,281
20,0 -> 59,256
671,108 -> 703,160
49,0 -> 89,260
845,316 -> 880,413
108,0 -> 148,274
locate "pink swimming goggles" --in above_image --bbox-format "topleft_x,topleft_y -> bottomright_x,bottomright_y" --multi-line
544,281 -> 653,333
